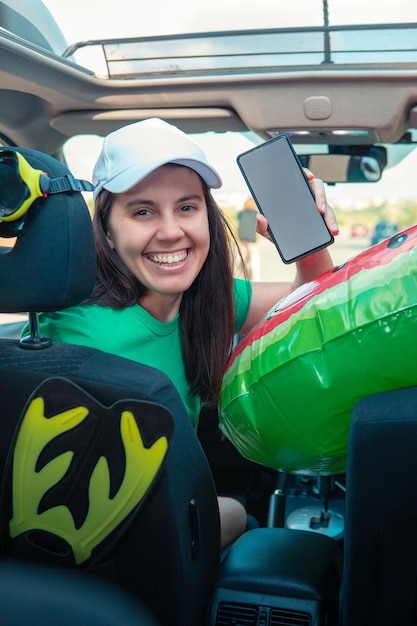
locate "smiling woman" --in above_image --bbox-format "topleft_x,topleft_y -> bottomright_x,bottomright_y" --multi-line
21,116 -> 337,552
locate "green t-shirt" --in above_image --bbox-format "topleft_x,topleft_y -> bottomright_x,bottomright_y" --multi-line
23,278 -> 252,427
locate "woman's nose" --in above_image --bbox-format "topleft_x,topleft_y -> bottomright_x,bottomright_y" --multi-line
155,215 -> 184,239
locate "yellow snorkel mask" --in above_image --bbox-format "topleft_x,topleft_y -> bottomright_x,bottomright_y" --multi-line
0,149 -> 93,226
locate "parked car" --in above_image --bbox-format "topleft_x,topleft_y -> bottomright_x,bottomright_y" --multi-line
370,219 -> 399,245
350,223 -> 368,237
1,2 -> 417,625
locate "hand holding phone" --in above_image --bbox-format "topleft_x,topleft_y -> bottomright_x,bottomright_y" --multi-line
237,134 -> 334,264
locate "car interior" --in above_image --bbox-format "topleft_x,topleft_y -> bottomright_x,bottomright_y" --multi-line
1,1 -> 417,625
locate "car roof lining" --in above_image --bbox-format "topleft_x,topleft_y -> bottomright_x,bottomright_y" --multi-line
1,30 -> 417,152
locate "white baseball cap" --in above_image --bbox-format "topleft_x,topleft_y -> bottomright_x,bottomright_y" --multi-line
92,118 -> 222,199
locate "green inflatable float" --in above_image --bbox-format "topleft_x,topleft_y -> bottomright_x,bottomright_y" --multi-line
220,226 -> 417,475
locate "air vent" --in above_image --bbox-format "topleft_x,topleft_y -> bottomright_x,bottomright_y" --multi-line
215,602 -> 258,625
215,602 -> 312,626
270,608 -> 311,626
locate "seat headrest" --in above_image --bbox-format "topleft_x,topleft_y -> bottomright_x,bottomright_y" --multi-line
0,148 -> 96,313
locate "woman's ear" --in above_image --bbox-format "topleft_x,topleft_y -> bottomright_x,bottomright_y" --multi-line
105,229 -> 115,249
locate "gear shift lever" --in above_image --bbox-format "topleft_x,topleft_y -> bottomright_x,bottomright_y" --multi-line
310,476 -> 332,530
286,475 -> 344,540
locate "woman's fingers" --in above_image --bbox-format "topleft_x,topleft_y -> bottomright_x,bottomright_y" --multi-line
304,168 -> 339,235
322,202 -> 339,235
255,213 -> 272,241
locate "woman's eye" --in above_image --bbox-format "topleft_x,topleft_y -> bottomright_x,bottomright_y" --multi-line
180,204 -> 195,213
133,208 -> 151,217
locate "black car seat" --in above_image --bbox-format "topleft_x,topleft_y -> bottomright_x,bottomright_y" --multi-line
0,148 -> 221,626
0,561 -> 160,626
342,386 -> 417,626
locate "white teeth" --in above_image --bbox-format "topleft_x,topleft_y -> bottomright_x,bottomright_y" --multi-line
148,251 -> 187,264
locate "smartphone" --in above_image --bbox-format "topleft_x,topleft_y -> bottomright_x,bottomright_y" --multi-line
237,134 -> 334,264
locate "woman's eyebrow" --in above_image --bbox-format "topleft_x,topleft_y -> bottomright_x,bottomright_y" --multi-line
124,193 -> 203,209
177,193 -> 204,203
124,198 -> 155,209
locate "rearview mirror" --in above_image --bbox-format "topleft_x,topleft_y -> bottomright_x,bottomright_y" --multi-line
298,147 -> 387,183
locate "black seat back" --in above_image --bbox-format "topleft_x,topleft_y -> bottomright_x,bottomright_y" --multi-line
0,561 -> 161,626
0,147 -> 96,313
342,386 -> 417,626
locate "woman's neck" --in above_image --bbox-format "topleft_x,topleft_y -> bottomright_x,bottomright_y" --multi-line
138,291 -> 182,322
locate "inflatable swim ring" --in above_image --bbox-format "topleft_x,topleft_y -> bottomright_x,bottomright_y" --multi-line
220,225 -> 417,475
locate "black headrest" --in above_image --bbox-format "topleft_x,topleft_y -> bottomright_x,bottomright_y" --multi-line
0,148 -> 96,313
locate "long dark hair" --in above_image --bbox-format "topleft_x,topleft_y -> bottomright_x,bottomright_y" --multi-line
89,175 -> 242,405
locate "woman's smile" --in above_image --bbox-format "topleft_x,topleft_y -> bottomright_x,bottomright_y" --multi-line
146,248 -> 188,266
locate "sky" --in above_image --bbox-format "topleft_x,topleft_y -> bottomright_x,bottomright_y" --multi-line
42,0 -> 417,42
40,0 -> 417,206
